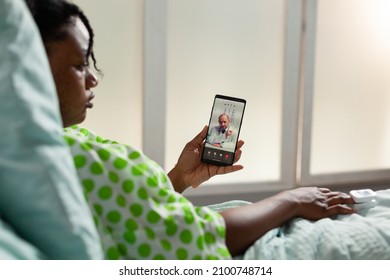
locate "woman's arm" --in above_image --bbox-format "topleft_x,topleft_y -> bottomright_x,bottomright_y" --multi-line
221,187 -> 355,256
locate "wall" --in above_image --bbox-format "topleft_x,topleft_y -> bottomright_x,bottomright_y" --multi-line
73,0 -> 143,149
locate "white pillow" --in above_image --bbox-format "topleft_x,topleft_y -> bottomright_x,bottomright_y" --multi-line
0,219 -> 44,260
0,0 -> 103,259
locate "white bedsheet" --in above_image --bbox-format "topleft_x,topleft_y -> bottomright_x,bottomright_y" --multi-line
208,189 -> 390,259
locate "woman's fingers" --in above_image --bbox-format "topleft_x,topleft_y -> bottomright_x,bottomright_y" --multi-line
326,191 -> 354,206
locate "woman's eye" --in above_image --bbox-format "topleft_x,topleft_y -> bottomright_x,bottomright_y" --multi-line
76,63 -> 89,71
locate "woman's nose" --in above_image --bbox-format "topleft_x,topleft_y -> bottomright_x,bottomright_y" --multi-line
86,69 -> 99,89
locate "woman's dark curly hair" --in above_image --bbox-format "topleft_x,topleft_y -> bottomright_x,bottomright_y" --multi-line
25,0 -> 101,73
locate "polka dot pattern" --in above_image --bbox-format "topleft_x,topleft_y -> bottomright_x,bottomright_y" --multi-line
63,126 -> 231,260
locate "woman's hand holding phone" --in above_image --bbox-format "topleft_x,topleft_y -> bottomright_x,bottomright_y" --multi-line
168,125 -> 244,193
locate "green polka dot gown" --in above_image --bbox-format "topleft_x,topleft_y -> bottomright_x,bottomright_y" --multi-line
63,126 -> 231,260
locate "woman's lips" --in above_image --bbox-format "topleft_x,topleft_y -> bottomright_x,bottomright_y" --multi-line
86,92 -> 95,108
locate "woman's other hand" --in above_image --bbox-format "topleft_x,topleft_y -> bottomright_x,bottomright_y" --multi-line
285,187 -> 355,220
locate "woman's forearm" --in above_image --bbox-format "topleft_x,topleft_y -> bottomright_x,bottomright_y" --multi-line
220,187 -> 355,256
220,191 -> 298,256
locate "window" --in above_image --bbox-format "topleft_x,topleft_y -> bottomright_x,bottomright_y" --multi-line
141,0 -> 298,198
78,0 -> 390,202
300,0 -> 390,186
144,0 -> 390,199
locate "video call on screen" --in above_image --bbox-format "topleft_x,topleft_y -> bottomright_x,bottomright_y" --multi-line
203,96 -> 245,165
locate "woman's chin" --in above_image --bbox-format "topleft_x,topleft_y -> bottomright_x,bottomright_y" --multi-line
63,114 -> 86,128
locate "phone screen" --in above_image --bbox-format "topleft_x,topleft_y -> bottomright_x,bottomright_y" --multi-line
201,94 -> 246,166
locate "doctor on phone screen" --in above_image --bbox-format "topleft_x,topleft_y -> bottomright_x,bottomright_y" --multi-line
207,113 -> 237,150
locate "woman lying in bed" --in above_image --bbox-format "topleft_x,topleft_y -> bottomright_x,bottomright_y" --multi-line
26,0 -> 359,259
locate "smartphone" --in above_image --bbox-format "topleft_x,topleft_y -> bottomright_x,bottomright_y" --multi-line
201,94 -> 246,166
